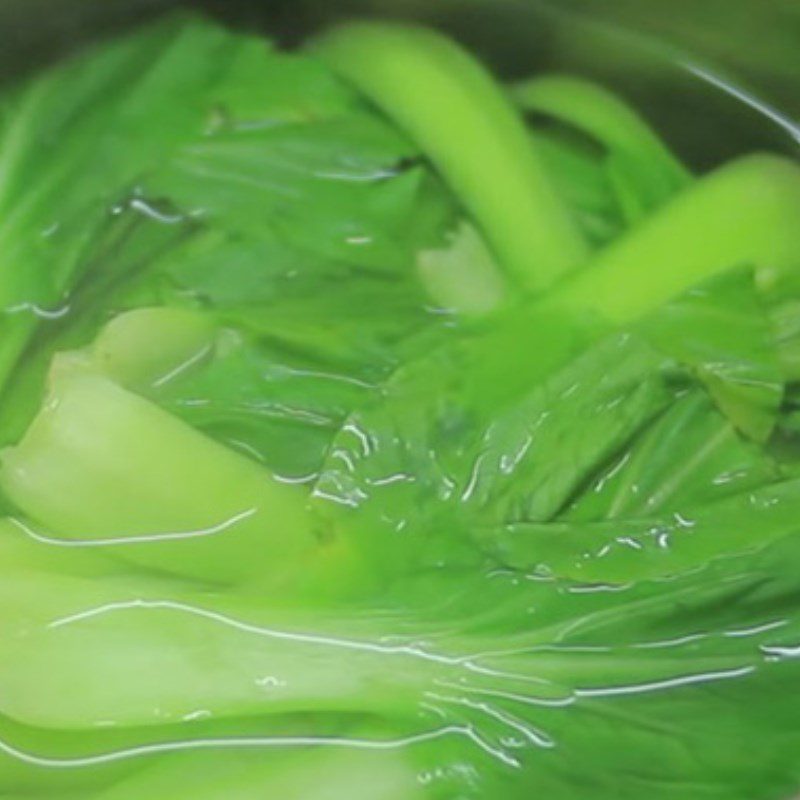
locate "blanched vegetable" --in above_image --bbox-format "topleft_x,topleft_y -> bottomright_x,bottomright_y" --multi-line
1,12 -> 800,800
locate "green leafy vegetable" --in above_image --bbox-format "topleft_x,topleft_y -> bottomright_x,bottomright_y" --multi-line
566,389 -> 782,521
0,17 -> 269,391
1,12 -> 800,800
314,327 -> 677,547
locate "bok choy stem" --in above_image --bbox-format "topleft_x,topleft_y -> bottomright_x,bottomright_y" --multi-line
313,21 -> 589,293
512,73 -> 691,188
0,369 -> 320,586
551,153 -> 800,323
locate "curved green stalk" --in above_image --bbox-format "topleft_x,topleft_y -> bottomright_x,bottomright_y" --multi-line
512,74 -> 690,182
513,74 -> 691,223
312,22 -> 588,293
551,153 -> 800,323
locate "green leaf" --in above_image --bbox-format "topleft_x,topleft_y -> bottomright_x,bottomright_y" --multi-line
147,328 -> 382,479
478,477 -> 800,582
566,390 -> 782,521
530,128 -> 627,248
639,267 -> 784,441
142,115 -> 451,274
315,318 -> 677,575
0,15 -> 258,389
0,13 -> 460,459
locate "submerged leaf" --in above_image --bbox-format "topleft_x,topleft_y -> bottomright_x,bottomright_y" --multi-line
315,318 -> 677,574
640,267 -> 783,441
1,13 -> 800,800
567,390 -> 782,521
479,477 -> 800,582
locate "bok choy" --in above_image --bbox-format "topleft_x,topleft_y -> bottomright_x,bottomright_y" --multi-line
1,12 -> 800,800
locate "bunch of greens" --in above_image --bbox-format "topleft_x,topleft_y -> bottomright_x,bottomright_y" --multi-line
1,13 -> 800,800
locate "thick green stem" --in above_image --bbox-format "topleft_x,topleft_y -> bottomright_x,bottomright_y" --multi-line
0,530 -> 485,733
312,22 -> 588,293
513,74 -> 692,224
0,567 -> 444,730
550,154 -> 800,324
0,368 -> 319,586
92,747 -> 423,800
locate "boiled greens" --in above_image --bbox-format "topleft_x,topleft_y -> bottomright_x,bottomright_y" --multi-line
1,13 -> 800,800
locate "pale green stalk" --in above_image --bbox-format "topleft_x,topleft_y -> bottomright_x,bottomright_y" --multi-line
552,154 -> 800,323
